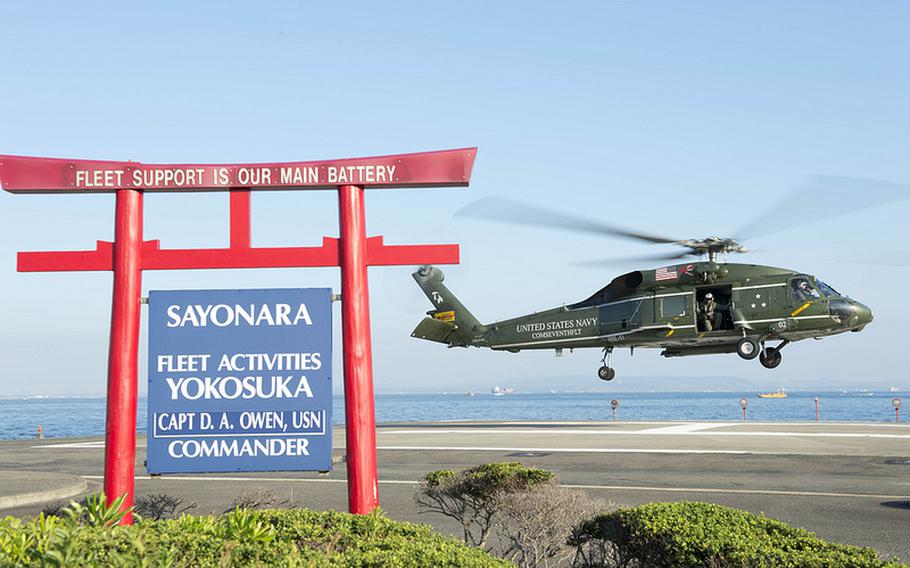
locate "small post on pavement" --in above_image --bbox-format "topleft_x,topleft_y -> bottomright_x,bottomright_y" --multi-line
610,399 -> 619,421
893,398 -> 902,423
814,397 -> 819,422
740,398 -> 748,421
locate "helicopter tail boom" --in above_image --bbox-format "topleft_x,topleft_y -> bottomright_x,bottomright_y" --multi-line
411,266 -> 486,347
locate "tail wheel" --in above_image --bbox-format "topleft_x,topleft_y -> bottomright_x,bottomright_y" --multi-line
737,338 -> 759,360
759,348 -> 782,369
598,366 -> 616,381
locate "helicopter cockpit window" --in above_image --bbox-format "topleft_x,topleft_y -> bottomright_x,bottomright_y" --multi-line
791,277 -> 820,302
816,280 -> 841,298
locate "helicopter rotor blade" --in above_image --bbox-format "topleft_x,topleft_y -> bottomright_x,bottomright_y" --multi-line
455,197 -> 680,245
570,251 -> 694,269
735,175 -> 910,241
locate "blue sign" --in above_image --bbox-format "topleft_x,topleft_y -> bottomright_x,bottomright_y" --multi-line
147,288 -> 332,474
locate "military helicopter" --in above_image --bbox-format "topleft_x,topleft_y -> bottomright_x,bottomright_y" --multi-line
409,176 -> 904,380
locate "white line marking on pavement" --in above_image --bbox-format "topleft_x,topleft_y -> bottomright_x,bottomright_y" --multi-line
381,429 -> 910,439
377,445 -> 755,455
492,421 -> 910,428
31,443 -> 899,456
35,444 -> 757,455
637,423 -> 726,434
80,475 -> 906,500
82,475 -> 415,485
561,485 -> 907,500
33,441 -> 106,449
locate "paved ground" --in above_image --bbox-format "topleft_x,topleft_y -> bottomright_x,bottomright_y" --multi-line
0,470 -> 87,509
1,421 -> 909,561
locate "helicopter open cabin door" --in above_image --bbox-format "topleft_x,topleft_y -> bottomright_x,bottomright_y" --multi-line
695,285 -> 734,333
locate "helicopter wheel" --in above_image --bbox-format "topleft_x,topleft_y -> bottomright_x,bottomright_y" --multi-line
598,366 -> 616,381
737,338 -> 760,360
759,348 -> 782,369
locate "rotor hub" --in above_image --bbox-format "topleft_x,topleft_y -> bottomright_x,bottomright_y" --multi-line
677,237 -> 748,257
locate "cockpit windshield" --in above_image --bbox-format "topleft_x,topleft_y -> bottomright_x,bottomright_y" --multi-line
816,280 -> 842,298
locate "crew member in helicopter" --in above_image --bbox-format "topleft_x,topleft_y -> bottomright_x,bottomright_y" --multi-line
794,279 -> 820,302
699,293 -> 718,332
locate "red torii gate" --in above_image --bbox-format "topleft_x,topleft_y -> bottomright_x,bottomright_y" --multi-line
0,148 -> 476,522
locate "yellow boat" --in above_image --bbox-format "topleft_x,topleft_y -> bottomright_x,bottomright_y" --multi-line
758,389 -> 787,399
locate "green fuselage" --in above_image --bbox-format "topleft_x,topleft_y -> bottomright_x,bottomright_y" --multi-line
411,263 -> 873,359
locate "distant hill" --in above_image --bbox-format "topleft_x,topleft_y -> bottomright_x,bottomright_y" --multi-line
392,374 -> 758,394
543,375 -> 758,393
382,373 -> 909,394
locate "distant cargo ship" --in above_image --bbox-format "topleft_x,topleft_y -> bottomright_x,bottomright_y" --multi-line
758,389 -> 787,399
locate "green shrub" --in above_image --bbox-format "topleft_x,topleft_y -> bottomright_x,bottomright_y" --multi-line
0,507 -> 512,567
416,462 -> 556,548
422,462 -> 555,497
570,501 -> 906,568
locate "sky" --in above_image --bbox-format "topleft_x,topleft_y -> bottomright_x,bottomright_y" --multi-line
1,2 -> 908,396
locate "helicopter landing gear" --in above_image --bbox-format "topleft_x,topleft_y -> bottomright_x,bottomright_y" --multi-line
598,348 -> 616,381
736,337 -> 760,360
598,366 -> 616,381
759,349 -> 782,369
759,340 -> 789,370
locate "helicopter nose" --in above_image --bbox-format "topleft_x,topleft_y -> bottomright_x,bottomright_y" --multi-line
854,302 -> 873,326
831,299 -> 873,331
850,301 -> 873,331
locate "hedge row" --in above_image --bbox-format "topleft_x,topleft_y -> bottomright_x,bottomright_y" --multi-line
0,508 -> 511,567
571,501 -> 906,568
1,479 -> 904,567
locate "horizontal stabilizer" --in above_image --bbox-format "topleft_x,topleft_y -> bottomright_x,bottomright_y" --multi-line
411,317 -> 459,345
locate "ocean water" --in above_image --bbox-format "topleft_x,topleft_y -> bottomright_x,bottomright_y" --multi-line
0,391 -> 903,441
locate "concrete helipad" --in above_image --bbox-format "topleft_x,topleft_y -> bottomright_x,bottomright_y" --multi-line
1,420 -> 908,561
371,420 -> 910,457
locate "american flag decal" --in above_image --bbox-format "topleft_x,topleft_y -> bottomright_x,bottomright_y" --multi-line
655,266 -> 678,281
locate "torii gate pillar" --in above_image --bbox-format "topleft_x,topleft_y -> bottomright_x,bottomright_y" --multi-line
105,189 -> 144,514
338,184 -> 379,512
